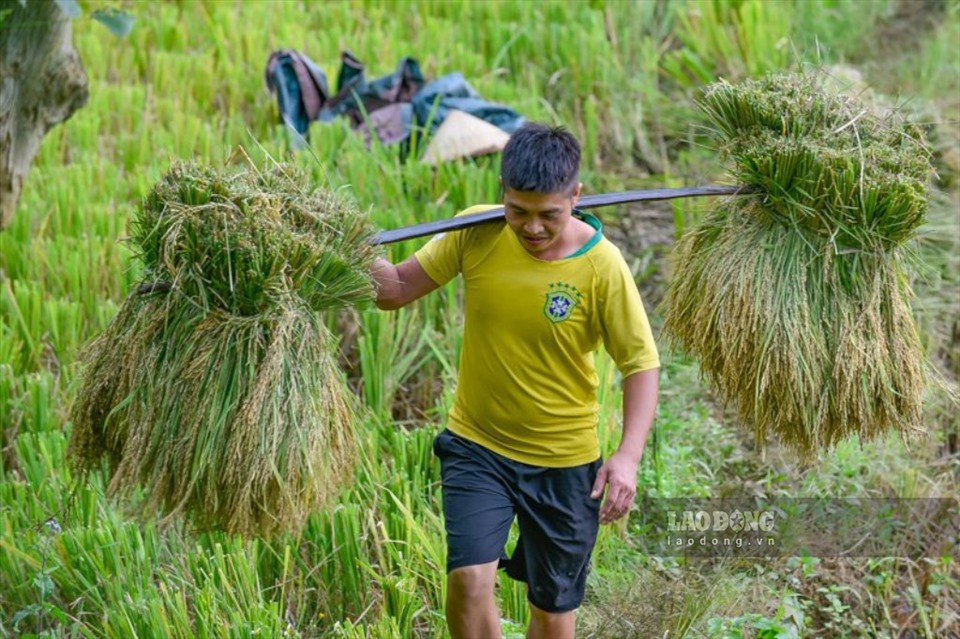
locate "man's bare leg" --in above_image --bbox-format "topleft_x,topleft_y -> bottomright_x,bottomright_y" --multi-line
527,601 -> 575,639
446,560 -> 500,639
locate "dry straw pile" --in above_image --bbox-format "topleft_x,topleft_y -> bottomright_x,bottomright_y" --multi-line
663,73 -> 933,459
69,162 -> 379,536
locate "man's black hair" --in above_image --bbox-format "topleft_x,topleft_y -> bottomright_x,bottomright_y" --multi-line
500,122 -> 581,195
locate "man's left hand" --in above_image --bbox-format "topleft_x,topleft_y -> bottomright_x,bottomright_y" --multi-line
590,451 -> 639,524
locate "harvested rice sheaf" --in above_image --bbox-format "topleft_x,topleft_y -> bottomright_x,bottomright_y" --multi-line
663,73 -> 932,459
69,162 -> 379,536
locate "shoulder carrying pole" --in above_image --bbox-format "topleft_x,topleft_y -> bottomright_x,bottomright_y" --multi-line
371,185 -> 750,245
137,184 -> 751,294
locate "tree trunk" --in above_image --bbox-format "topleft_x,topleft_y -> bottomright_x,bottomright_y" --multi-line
0,0 -> 89,230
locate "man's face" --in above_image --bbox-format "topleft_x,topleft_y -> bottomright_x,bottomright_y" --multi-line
503,184 -> 581,258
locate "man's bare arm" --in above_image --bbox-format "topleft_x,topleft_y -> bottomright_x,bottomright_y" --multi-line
590,367 -> 660,523
372,256 -> 441,310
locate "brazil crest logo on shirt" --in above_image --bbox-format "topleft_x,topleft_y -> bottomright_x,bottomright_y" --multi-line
544,282 -> 583,323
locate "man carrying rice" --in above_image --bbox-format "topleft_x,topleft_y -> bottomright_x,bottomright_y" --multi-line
372,123 -> 660,639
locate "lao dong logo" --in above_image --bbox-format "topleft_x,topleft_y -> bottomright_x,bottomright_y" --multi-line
667,509 -> 776,533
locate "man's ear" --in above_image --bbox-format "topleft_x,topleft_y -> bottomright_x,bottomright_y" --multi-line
571,181 -> 583,205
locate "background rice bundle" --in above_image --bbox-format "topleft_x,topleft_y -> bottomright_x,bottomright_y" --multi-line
68,163 -> 378,536
663,74 -> 933,459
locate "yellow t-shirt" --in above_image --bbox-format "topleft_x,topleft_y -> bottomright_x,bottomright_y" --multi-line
415,205 -> 660,467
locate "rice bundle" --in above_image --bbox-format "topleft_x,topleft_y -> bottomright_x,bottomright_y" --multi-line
69,162 -> 379,536
662,73 -> 932,459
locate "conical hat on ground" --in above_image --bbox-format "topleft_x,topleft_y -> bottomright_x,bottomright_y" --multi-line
421,109 -> 511,165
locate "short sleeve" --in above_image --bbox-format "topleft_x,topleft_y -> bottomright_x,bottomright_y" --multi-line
598,245 -> 661,377
413,205 -> 500,286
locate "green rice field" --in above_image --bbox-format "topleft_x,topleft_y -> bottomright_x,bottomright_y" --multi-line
1,1 -> 958,637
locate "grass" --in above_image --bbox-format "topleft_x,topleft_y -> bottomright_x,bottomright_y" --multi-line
1,0 -> 957,636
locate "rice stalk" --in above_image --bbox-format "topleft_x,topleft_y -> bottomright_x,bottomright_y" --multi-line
67,295 -> 164,471
663,73 -> 931,458
68,161 -> 377,536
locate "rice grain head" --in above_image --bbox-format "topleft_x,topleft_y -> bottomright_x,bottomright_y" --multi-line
69,160 -> 378,536
663,73 -> 931,459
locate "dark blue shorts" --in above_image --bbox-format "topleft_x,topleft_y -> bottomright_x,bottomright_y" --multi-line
433,428 -> 602,613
